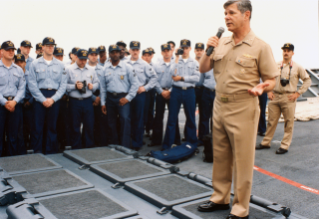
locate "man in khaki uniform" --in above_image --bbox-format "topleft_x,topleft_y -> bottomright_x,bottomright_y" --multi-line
257,43 -> 311,154
197,1 -> 279,218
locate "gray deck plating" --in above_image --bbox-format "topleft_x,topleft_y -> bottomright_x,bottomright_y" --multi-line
63,146 -> 133,166
11,169 -> 94,198
90,159 -> 172,185
0,153 -> 62,175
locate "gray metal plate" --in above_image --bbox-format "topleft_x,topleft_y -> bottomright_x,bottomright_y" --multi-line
63,147 -> 133,166
37,189 -> 137,219
10,169 -> 94,198
0,154 -> 62,175
125,174 -> 213,209
90,159 -> 171,184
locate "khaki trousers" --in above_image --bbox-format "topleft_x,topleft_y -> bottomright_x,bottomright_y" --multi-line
210,93 -> 259,217
261,93 -> 296,150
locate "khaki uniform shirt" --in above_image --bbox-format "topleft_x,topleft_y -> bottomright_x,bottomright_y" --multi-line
210,30 -> 279,94
273,61 -> 311,94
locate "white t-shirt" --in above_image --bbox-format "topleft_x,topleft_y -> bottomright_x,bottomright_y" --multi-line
164,62 -> 170,66
44,59 -> 52,65
183,59 -> 188,63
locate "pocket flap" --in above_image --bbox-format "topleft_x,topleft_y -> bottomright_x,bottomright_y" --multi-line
213,54 -> 224,61
236,56 -> 255,68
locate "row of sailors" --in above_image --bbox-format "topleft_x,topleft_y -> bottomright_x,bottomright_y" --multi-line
0,37 -> 215,156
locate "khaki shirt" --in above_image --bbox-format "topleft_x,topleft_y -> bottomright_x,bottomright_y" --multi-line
274,61 -> 311,94
210,30 -> 279,94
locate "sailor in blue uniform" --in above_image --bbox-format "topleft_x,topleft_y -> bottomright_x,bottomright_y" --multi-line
14,54 -> 32,153
28,37 -> 67,154
66,49 -> 99,149
162,39 -> 199,149
116,41 -> 129,62
20,40 -> 34,71
0,41 -> 26,156
100,45 -> 139,148
148,44 -> 181,147
127,41 -> 157,150
98,46 -> 107,66
53,47 -> 71,148
87,47 -> 109,146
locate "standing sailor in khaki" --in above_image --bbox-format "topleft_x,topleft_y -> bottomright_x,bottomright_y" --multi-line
197,1 -> 279,218
257,43 -> 311,154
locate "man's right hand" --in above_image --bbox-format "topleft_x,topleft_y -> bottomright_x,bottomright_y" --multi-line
206,36 -> 220,52
162,90 -> 170,99
76,81 -> 83,90
119,98 -> 129,106
101,105 -> 107,115
268,92 -> 274,100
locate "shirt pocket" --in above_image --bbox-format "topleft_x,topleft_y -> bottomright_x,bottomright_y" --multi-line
212,54 -> 224,74
235,56 -> 257,79
85,73 -> 93,83
51,67 -> 61,82
0,72 -> 7,85
118,70 -> 127,82
13,72 -> 21,86
36,69 -> 46,81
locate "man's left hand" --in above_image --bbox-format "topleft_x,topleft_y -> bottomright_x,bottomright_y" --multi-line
93,96 -> 100,106
288,92 -> 300,101
137,86 -> 146,94
172,76 -> 182,82
248,83 -> 270,96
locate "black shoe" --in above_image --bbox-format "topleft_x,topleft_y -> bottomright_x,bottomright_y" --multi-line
197,201 -> 230,212
257,132 -> 265,136
226,214 -> 249,219
255,144 -> 270,150
131,147 -> 142,151
276,148 -> 288,154
148,143 -> 159,147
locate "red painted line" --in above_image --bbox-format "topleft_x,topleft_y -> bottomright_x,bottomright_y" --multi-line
254,165 -> 319,195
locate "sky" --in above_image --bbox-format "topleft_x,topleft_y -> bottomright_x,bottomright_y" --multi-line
1,0 -> 318,68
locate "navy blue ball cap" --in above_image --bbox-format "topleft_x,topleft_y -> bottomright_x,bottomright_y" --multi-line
88,47 -> 98,55
54,47 -> 64,56
195,43 -> 205,50
98,45 -> 106,52
147,47 -> 155,54
180,39 -> 191,48
36,43 -> 42,50
42,37 -> 56,46
108,45 -> 121,53
281,43 -> 294,51
116,41 -> 127,48
21,40 -> 33,48
72,47 -> 80,54
77,49 -> 89,59
161,43 -> 171,51
1,41 -> 16,50
14,54 -> 26,62
142,49 -> 152,55
167,41 -> 175,47
130,41 -> 140,50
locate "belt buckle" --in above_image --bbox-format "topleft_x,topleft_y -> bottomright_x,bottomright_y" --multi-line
113,93 -> 117,96
221,97 -> 228,102
48,88 -> 52,90
7,97 -> 12,100
79,97 -> 83,100
182,87 -> 187,90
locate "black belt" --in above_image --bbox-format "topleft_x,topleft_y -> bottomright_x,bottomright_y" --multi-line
4,96 -> 15,100
107,92 -> 128,96
162,87 -> 170,91
195,86 -> 203,89
69,96 -> 91,101
204,87 -> 215,92
172,85 -> 194,90
40,88 -> 57,91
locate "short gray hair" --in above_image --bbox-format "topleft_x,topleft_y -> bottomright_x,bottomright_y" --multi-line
224,0 -> 252,19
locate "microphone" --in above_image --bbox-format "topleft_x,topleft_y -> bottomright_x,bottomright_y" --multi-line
206,27 -> 225,56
